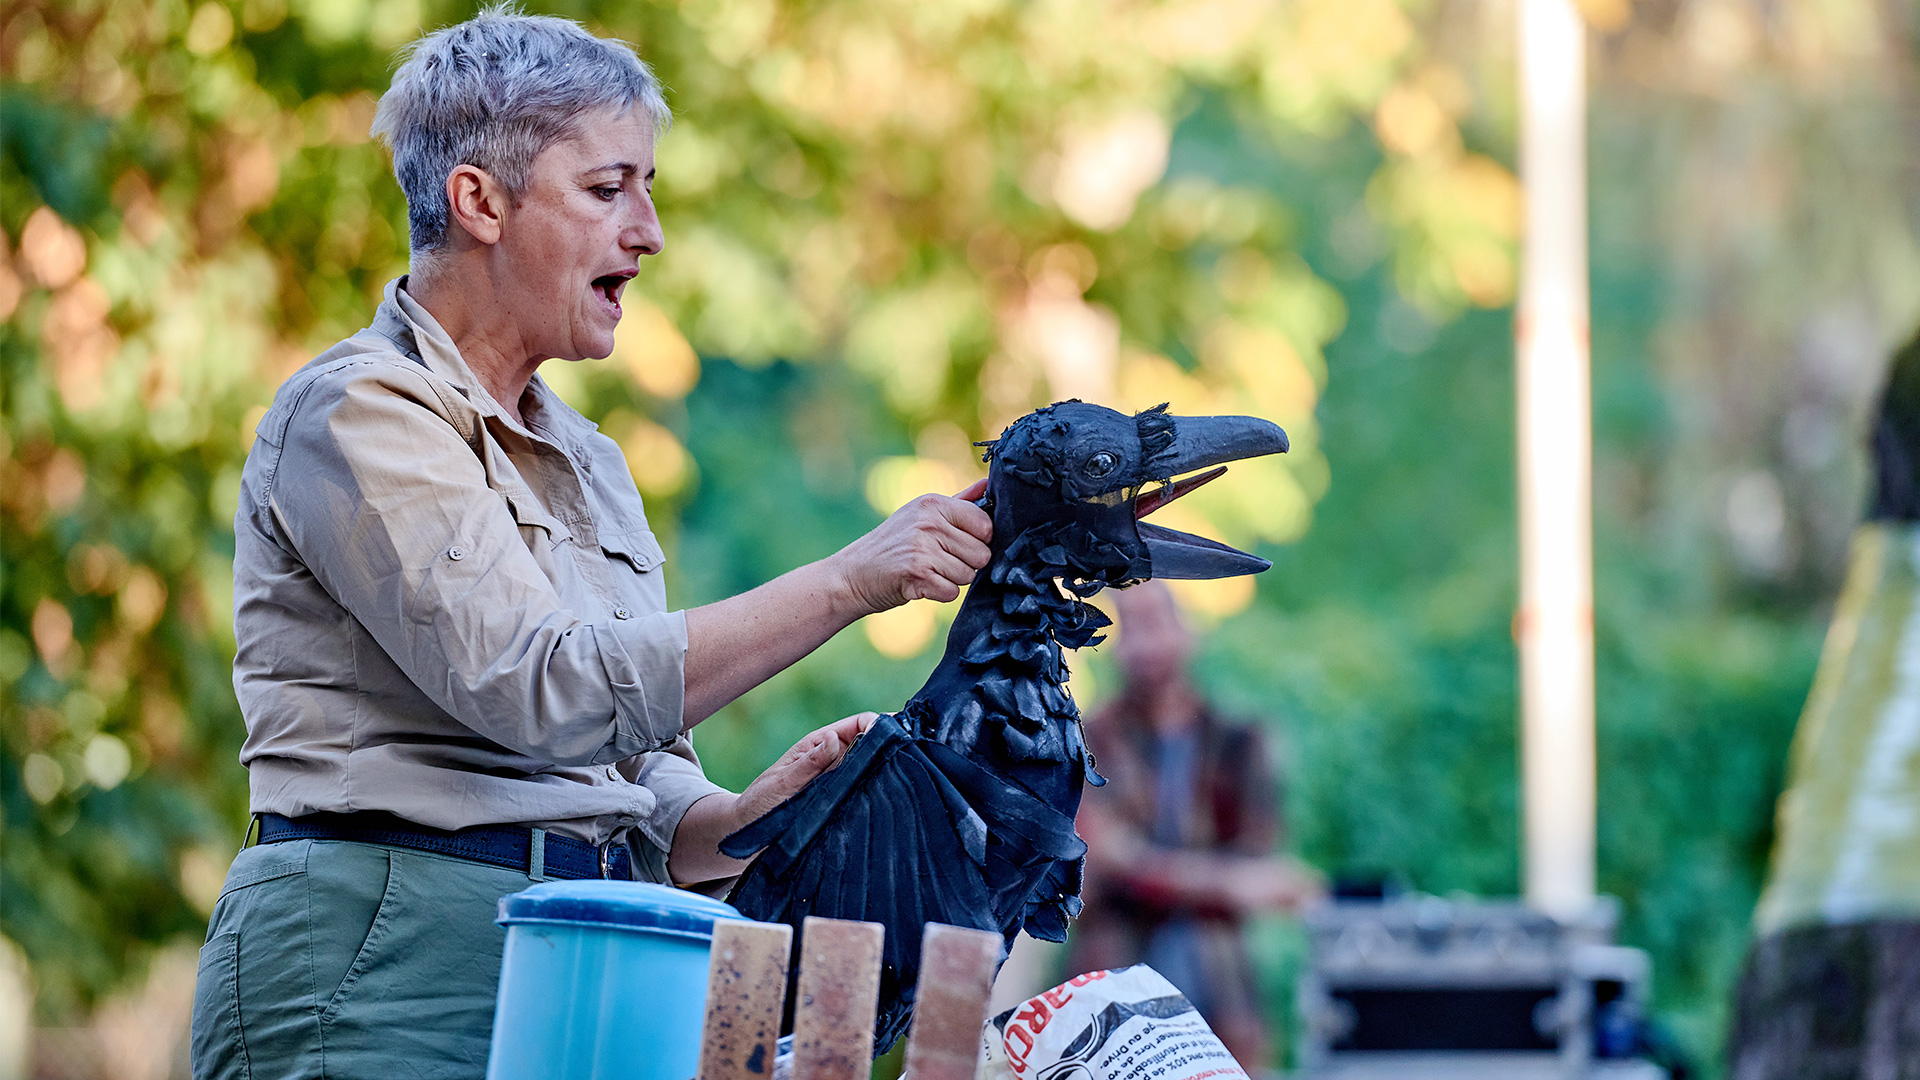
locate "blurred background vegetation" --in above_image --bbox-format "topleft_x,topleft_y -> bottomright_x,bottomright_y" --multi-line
4,0 -> 1919,1075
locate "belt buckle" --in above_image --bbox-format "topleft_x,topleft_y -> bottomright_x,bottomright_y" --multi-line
597,841 -> 613,880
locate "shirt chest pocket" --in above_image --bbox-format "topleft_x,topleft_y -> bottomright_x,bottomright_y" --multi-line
598,527 -> 665,575
503,491 -> 574,552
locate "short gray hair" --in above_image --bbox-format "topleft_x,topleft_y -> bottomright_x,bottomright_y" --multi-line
371,6 -> 671,252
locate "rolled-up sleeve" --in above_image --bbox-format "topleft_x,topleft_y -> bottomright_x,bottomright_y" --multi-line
592,617 -> 691,759
627,737 -> 730,853
266,360 -> 686,764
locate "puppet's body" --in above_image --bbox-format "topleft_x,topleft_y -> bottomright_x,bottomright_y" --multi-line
723,402 -> 1288,1051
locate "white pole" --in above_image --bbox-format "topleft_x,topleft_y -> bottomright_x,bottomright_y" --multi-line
1516,0 -> 1595,921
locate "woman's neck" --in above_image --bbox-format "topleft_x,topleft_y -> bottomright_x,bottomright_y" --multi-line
405,262 -> 543,425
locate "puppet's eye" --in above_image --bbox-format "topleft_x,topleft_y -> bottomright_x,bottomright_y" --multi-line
1085,451 -> 1117,477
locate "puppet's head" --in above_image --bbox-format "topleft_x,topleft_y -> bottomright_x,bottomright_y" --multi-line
977,401 -> 1288,594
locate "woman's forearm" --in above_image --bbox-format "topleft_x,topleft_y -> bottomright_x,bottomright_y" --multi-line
678,489 -> 992,728
680,559 -> 865,727
668,791 -> 750,883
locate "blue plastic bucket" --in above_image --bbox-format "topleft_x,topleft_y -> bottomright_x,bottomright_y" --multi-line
487,880 -> 742,1080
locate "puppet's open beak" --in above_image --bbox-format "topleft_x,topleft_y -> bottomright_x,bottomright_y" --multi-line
1132,414 -> 1289,580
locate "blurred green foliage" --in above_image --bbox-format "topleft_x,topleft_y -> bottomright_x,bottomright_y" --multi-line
0,0 -> 1877,1074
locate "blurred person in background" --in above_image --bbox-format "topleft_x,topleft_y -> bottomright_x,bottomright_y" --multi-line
1726,329 -> 1920,1077
1067,581 -> 1321,1070
191,10 -> 992,1079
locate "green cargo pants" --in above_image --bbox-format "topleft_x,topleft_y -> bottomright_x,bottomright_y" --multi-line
190,838 -> 528,1080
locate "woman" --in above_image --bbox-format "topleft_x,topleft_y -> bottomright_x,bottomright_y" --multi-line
191,11 -> 992,1079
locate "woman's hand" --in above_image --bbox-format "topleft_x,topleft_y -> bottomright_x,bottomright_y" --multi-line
666,712 -> 879,884
827,480 -> 992,614
733,711 -> 879,826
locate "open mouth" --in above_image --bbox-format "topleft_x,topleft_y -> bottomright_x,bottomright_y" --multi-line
1119,412 -> 1289,580
591,271 -> 635,320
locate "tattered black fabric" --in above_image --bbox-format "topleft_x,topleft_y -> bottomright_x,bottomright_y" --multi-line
723,401 -> 1288,1052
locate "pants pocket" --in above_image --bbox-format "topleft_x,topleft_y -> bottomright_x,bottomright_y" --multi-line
314,850 -> 513,1079
320,851 -> 404,1023
191,931 -> 250,1080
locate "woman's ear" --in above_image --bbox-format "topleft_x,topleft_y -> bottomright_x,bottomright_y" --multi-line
445,164 -> 507,246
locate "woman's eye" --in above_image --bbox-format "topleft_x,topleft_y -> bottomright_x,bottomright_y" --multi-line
592,186 -> 619,201
1085,451 -> 1117,477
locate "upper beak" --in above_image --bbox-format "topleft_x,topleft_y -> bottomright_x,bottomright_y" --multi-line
1152,413 -> 1289,474
1134,413 -> 1289,580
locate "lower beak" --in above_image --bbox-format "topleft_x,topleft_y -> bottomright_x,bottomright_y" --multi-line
1140,522 -> 1273,579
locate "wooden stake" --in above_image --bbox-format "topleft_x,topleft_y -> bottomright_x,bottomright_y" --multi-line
791,916 -> 885,1080
903,924 -> 1002,1080
699,920 -> 793,1080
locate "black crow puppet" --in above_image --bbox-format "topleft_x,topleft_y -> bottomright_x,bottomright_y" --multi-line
722,401 -> 1288,1052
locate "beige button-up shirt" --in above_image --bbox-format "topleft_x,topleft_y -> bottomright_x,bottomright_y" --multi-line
232,279 -> 724,876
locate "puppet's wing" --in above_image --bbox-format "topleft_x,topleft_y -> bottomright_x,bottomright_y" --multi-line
722,714 -> 1085,1054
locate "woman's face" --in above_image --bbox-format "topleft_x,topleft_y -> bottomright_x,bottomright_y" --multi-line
495,105 -> 662,364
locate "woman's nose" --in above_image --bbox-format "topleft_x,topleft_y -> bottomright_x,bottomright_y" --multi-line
626,199 -> 663,257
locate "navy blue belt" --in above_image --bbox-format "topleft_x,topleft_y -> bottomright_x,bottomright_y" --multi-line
254,811 -> 636,881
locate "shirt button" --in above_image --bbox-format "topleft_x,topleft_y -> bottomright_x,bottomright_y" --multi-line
448,546 -> 467,561
613,607 -> 632,620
